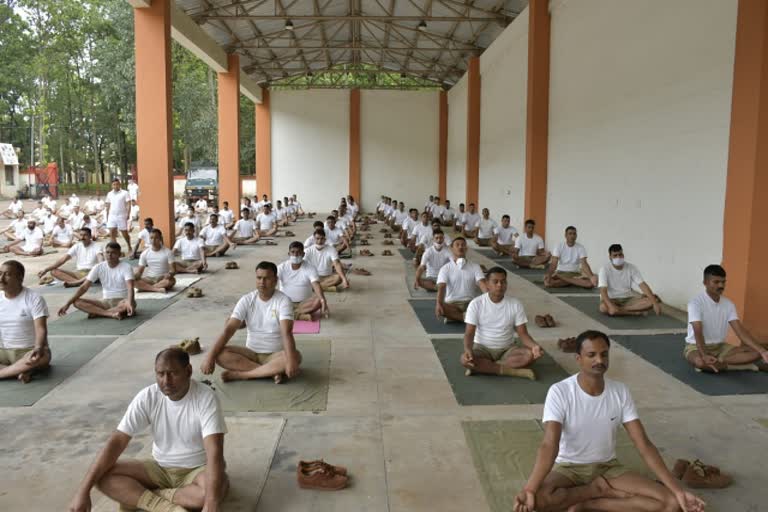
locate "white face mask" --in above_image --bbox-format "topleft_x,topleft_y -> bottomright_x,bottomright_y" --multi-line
456,257 -> 466,269
289,255 -> 303,265
612,257 -> 625,267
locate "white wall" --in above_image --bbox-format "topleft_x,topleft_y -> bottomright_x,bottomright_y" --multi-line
478,9 -> 528,229
271,90 -> 349,212
446,75 -> 468,206
360,90 -> 439,211
546,0 -> 737,308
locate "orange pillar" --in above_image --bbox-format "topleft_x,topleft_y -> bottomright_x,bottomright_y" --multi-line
438,90 -> 448,199
465,58 -> 480,206
133,0 -> 174,245
217,54 -> 241,212
349,88 -> 361,201
524,0 -> 551,238
256,89 -> 272,199
722,0 -> 768,338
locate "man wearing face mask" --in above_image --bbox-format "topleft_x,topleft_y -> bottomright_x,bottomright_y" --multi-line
415,230 -> 452,292
598,244 -> 660,317
277,242 -> 329,320
304,229 -> 350,292
436,238 -> 488,323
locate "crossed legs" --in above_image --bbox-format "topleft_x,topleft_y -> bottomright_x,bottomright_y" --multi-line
74,298 -> 134,320
51,269 -> 88,287
599,297 -> 654,316
215,346 -> 303,382
135,276 -> 176,293
0,348 -> 50,383
546,273 -> 596,289
512,253 -> 551,268
173,260 -> 205,274
460,346 -> 534,375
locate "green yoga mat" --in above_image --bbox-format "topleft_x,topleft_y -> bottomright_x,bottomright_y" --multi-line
497,260 -> 547,278
48,298 -> 176,335
398,247 -> 414,261
755,418 -> 768,429
0,336 -> 117,406
520,274 -> 600,295
474,248 -> 509,261
463,420 -> 650,512
432,338 -> 570,405
408,299 -> 466,334
403,261 -> 437,299
560,296 -> 685,330
198,338 -> 331,412
612,334 -> 768,395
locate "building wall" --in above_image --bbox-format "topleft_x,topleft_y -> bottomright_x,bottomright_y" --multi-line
546,0 -> 738,308
446,75 -> 468,207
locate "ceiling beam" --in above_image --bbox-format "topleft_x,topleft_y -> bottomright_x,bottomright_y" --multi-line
200,15 -> 507,22
234,44 -> 481,52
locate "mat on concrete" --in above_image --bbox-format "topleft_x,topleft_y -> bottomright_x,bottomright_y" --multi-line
755,418 -> 768,429
0,336 -> 117,406
408,299 -> 465,334
474,248 -> 509,261
432,338 -> 570,405
612,334 -> 768,395
49,298 -> 175,335
496,260 -> 547,278
293,319 -> 320,334
201,338 -> 331,412
135,275 -> 202,300
398,248 -> 414,261
463,419 -> 650,512
560,296 -> 685,330
403,261 -> 437,299
521,274 -> 600,295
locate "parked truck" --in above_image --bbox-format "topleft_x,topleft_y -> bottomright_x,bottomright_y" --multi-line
184,165 -> 218,205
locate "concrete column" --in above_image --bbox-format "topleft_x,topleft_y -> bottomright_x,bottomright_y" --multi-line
133,0 -> 174,245
349,88 -> 361,202
524,0 -> 551,238
722,0 -> 768,337
217,53 -> 241,211
438,90 -> 448,199
465,57 -> 480,206
255,89 -> 271,199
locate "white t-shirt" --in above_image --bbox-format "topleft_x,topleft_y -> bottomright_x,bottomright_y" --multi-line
106,189 -> 130,218
21,227 -> 44,252
442,207 -> 455,222
67,242 -> 102,270
325,226 -> 344,245
553,242 -> 587,273
87,261 -> 134,299
194,199 -> 208,211
463,213 -> 481,230
10,218 -> 26,238
277,261 -> 320,302
178,216 -> 200,234
231,290 -> 293,353
70,195 -> 80,206
597,263 -> 644,299
515,234 -> 545,257
42,215 -> 57,234
401,217 -> 417,235
0,288 -> 49,349
430,204 -> 445,218
173,236 -> 205,261
127,182 -> 139,200
200,225 -> 226,246
136,228 -> 152,249
477,218 -> 498,239
392,210 -> 408,226
256,212 -> 277,231
233,219 -> 256,238
465,294 -> 528,350
685,292 -> 739,345
421,246 -> 452,279
129,204 -> 140,221
303,235 -> 315,249
543,375 -> 639,464
139,247 -> 174,278
70,211 -> 85,230
52,224 -> 73,244
8,200 -> 23,214
456,212 -> 467,225
436,259 -> 485,303
412,223 -> 432,245
117,381 -> 227,469
304,245 -> 340,277
218,209 -> 234,226
494,225 -> 519,245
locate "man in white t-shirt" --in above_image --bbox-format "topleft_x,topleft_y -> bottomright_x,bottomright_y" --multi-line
231,208 -> 261,245
544,226 -> 597,289
255,204 -> 279,237
218,200 -> 235,228
278,242 -> 329,321
390,202 -> 409,232
2,219 -> 44,257
1,211 -> 26,241
410,212 -> 433,265
132,217 -> 154,259
454,203 -> 467,233
429,196 -> 445,221
38,227 -> 103,287
475,208 -> 499,247
3,197 -> 24,218
201,261 -> 301,384
176,208 -> 200,238
172,222 -> 208,274
199,214 -> 232,257
135,229 -> 176,293
431,219 -> 452,247
69,205 -> 85,231
512,219 -> 550,269
324,216 -> 350,255
0,260 -> 50,383
461,266 -> 543,380
514,330 -> 705,512
683,264 -> 768,373
128,199 -> 140,228
598,243 -> 661,317
304,229 -> 350,292
68,348 -> 228,512
436,237 -> 488,322
49,216 -> 74,248
440,199 -> 455,227
414,229 -> 452,292
59,242 -> 136,320
400,209 -> 419,247
461,203 -> 482,239
127,178 -> 139,201
491,215 -> 519,256
194,198 -> 208,214
105,178 -> 132,247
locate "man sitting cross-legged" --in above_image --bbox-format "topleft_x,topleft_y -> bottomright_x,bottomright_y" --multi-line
461,266 -> 543,380
512,219 -> 551,269
58,242 -> 136,320
199,214 -> 232,257
2,219 -> 44,257
38,227 -> 103,287
454,203 -> 466,233
414,229 -> 451,292
435,237 -> 488,323
49,216 -> 74,248
304,229 -> 350,292
410,211 -> 433,265
0,261 -> 51,384
172,222 -> 208,274
135,229 -> 176,293
132,218 -> 154,259
400,209 -> 419,247
598,244 -> 661,317
491,215 -> 519,256
461,203 -> 481,239
475,208 -> 499,247
68,348 -> 228,512
3,196 -> 24,219
1,211 -> 26,241
441,199 -> 456,227
201,261 -> 302,384
324,216 -> 350,255
513,330 -> 706,512
231,208 -> 261,245
255,204 -> 279,238
684,264 -> 768,373
545,226 -> 597,289
278,242 -> 330,321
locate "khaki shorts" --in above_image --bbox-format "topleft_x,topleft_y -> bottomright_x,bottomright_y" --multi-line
448,301 -> 471,313
555,271 -> 584,278
97,298 -> 127,309
74,269 -> 90,277
0,347 -> 33,365
476,238 -> 491,247
609,296 -> 635,307
683,342 -> 735,361
472,341 -> 521,362
143,459 -> 206,489
553,459 -> 630,485
239,348 -> 279,365
141,276 -> 162,285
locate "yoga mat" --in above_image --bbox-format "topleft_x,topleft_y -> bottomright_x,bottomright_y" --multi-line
431,338 -> 570,405
755,418 -> 768,429
0,336 -> 117,406
474,248 -> 509,261
48,298 -> 176,335
135,275 -> 202,300
612,334 -> 768,396
200,338 -> 331,412
559,296 -> 686,330
462,420 -> 650,512
398,248 -> 414,261
293,319 -> 320,334
408,299 -> 466,334
521,274 -> 600,295
403,261 -> 437,299
496,260 -> 547,278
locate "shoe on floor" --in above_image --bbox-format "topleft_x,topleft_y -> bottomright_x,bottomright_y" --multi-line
534,315 -> 549,328
681,459 -> 733,489
38,275 -> 54,286
225,261 -> 239,269
297,459 -> 348,490
464,368 -> 473,377
558,337 -> 578,353
545,314 -> 556,327
382,250 -> 393,256
298,459 -> 348,477
177,337 -> 202,355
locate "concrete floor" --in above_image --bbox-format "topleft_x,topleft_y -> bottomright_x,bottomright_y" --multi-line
0,199 -> 766,511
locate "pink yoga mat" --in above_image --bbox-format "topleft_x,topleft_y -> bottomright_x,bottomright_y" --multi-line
293,320 -> 321,334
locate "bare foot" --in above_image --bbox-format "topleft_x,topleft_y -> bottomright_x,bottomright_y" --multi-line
110,311 -> 124,320
87,313 -> 97,319
63,281 -> 79,288
221,370 -> 245,382
273,373 -> 284,385
591,475 -> 632,499
17,372 -> 31,384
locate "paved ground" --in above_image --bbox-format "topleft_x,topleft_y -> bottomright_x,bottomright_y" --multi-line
0,198 -> 766,511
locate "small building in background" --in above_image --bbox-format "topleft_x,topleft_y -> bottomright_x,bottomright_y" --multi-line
0,143 -> 20,198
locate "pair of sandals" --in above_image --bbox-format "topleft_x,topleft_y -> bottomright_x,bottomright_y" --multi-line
359,249 -> 374,257
186,287 -> 203,298
225,261 -> 239,270
382,250 -> 393,256
558,337 -> 578,353
38,275 -> 55,286
176,337 -> 202,355
534,314 -> 556,328
351,268 -> 371,276
382,240 -> 394,246
359,239 -> 370,246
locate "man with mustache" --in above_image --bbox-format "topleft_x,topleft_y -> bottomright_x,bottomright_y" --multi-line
684,264 -> 768,373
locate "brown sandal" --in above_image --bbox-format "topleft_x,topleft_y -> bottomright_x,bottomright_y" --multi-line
359,249 -> 373,257
382,240 -> 394,246
558,337 -> 578,353
534,315 -> 549,328
225,261 -> 239,269
545,314 -> 556,327
382,250 -> 393,256
351,268 -> 372,276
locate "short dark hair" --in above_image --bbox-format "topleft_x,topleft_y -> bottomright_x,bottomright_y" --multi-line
80,227 -> 92,237
704,264 -> 726,279
184,222 -> 195,230
459,203 -> 465,207
565,225 -> 577,233
150,228 -> 163,239
313,221 -> 324,228
502,214 -> 510,220
223,201 -> 229,206
144,217 -> 154,224
255,260 -> 278,276
155,347 -> 190,367
289,241 -> 304,252
241,208 -> 250,214
486,266 -> 507,280
433,229 -> 444,236
2,260 -> 25,280
576,330 -> 611,354
451,236 -> 466,246
314,228 -> 326,237
327,215 -> 336,221
608,244 -> 623,254
209,213 -> 219,220
112,178 -> 120,183
525,219 -> 535,227
105,241 -> 121,252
